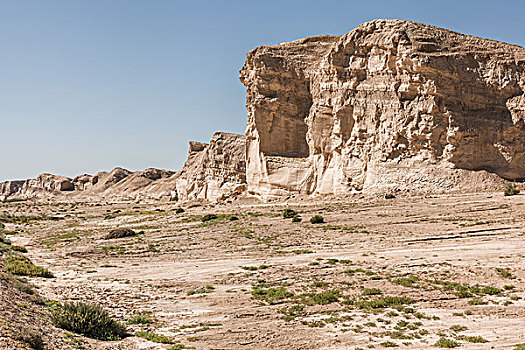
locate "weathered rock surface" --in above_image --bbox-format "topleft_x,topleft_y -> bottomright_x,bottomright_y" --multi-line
2,20 -> 524,201
175,132 -> 247,201
0,133 -> 245,202
240,19 -> 525,196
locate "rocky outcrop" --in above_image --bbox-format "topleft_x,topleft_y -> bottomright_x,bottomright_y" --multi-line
240,19 -> 525,196
2,20 -> 524,202
175,132 -> 246,201
0,133 -> 245,202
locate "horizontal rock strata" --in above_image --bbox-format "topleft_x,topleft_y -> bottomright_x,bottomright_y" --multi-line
240,19 -> 525,196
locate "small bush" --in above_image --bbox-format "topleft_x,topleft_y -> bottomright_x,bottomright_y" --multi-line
482,286 -> 501,295
362,288 -> 382,296
201,214 -> 218,222
380,341 -> 399,347
15,328 -> 45,350
127,315 -> 153,324
282,209 -> 297,219
504,183 -> 520,196
292,215 -> 302,222
5,255 -> 54,278
434,337 -> 460,348
15,281 -> 35,295
136,331 -> 174,344
496,267 -> 514,279
463,336 -> 487,343
175,208 -> 185,214
51,302 -> 128,340
357,296 -> 414,309
105,228 -> 137,239
450,324 -> 467,332
252,287 -> 294,304
11,245 -> 28,253
310,215 -> 324,224
229,216 -> 239,221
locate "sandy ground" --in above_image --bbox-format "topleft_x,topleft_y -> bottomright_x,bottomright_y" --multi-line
3,191 -> 525,349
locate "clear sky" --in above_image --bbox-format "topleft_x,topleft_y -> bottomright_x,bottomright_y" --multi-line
1,0 -> 524,181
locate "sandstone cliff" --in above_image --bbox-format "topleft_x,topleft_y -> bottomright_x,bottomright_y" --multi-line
0,133 -> 245,202
2,20 -> 524,201
240,19 -> 524,196
175,132 -> 246,201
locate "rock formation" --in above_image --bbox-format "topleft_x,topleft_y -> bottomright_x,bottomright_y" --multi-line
240,19 -> 525,196
2,20 -> 524,201
175,132 -> 246,201
0,133 -> 246,202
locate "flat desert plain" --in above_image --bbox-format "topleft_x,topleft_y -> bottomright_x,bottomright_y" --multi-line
2,191 -> 525,349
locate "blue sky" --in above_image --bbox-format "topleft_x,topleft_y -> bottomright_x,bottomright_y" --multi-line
1,0 -> 524,181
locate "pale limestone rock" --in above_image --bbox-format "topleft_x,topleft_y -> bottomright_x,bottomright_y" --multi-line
175,132 -> 246,201
240,19 -> 525,197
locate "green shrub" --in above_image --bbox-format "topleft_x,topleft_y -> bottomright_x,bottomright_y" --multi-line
175,208 -> 185,214
282,209 -> 297,219
127,315 -> 153,325
496,267 -> 514,279
51,302 -> 127,340
362,288 -> 382,296
504,183 -> 520,196
252,287 -> 294,304
482,286 -> 501,295
201,214 -> 218,222
105,228 -> 137,239
11,245 -> 28,253
5,255 -> 54,278
434,337 -> 460,348
310,215 -> 324,224
393,275 -> 419,288
136,331 -> 174,344
463,336 -> 487,343
292,215 -> 302,222
15,281 -> 35,295
357,296 -> 414,309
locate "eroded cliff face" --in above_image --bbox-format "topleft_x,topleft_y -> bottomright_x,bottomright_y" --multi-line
0,133 -> 246,202
240,19 -> 525,196
175,132 -> 246,201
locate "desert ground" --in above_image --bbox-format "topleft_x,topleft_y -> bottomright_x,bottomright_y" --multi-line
1,191 -> 525,349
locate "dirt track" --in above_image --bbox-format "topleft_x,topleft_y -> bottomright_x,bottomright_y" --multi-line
4,191 -> 525,349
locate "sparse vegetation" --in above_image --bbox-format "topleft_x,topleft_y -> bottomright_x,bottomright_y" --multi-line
362,288 -> 382,296
15,327 -> 45,350
136,331 -> 174,344
282,209 -> 297,219
187,285 -> 215,296
201,214 -> 218,222
434,337 -> 460,348
310,215 -> 324,224
356,296 -> 414,309
496,267 -> 514,279
252,286 -> 294,304
4,255 -> 54,278
504,183 -> 520,196
105,228 -> 137,239
51,302 -> 128,340
127,315 -> 154,325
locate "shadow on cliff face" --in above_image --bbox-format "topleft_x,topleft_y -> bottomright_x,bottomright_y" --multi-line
437,54 -> 525,181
